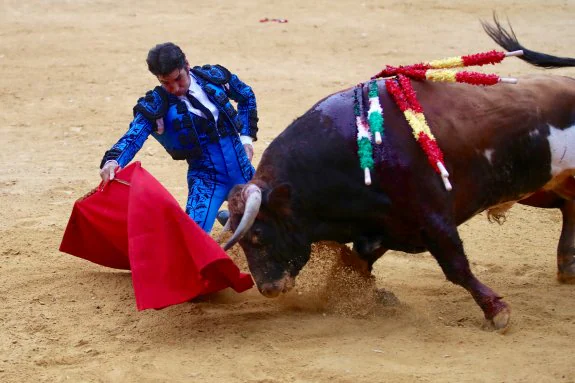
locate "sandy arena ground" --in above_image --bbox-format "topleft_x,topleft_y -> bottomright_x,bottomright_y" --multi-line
1,0 -> 575,381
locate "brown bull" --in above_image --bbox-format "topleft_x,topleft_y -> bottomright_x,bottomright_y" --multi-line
224,19 -> 575,330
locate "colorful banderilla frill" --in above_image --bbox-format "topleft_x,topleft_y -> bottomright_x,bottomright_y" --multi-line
385,75 -> 452,191
372,50 -> 522,85
366,48 -> 523,191
354,85 -> 374,185
367,80 -> 384,145
355,81 -> 386,185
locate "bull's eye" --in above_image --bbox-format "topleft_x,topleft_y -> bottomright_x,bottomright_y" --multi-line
251,227 -> 263,245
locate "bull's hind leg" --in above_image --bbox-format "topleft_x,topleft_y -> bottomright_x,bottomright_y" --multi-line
520,187 -> 575,283
557,200 -> 575,283
424,214 -> 510,330
545,180 -> 575,282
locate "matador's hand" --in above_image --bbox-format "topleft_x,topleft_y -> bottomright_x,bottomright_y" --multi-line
99,160 -> 121,182
243,144 -> 254,162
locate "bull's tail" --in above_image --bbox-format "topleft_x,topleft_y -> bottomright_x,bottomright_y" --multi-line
482,14 -> 575,69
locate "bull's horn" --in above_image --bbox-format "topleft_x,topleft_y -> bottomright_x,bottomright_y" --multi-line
223,184 -> 262,250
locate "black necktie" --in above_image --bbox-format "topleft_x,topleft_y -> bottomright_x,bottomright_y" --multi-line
186,92 -> 214,122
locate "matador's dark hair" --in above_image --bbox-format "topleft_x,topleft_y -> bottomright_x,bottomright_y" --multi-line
146,42 -> 186,76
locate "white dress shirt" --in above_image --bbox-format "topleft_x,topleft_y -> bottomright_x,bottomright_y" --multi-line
177,73 -> 252,145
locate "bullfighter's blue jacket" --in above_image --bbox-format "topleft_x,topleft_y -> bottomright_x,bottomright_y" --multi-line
100,64 -> 258,232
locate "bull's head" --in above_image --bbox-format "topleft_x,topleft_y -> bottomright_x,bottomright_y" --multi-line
224,183 -> 311,298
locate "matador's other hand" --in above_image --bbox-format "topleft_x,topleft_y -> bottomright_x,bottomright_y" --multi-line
99,160 -> 121,182
243,144 -> 254,162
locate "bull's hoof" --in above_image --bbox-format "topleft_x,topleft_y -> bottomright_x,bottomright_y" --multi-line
557,256 -> 575,284
557,272 -> 575,284
484,307 -> 511,333
374,288 -> 400,306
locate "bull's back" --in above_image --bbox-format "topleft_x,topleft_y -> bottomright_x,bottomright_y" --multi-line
261,75 -> 575,227
419,75 -> 575,147
417,75 -> 575,221
315,76 -> 575,223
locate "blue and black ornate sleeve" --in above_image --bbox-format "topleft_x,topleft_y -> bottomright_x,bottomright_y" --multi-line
99,86 -> 168,168
99,113 -> 154,168
226,73 -> 259,141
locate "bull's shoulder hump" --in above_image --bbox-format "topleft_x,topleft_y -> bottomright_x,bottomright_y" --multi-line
313,87 -> 355,116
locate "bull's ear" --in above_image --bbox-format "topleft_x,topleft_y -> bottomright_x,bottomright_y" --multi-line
265,183 -> 292,215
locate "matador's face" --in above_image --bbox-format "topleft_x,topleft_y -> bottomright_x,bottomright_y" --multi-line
157,62 -> 191,97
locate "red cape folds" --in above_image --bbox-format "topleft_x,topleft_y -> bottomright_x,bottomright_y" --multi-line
59,162 -> 253,310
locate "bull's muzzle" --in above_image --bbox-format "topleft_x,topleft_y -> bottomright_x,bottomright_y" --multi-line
257,272 -> 296,298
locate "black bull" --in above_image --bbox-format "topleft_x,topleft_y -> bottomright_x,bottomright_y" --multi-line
224,20 -> 575,330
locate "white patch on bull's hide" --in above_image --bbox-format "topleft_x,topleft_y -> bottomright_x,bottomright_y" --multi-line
483,149 -> 495,164
547,123 -> 575,176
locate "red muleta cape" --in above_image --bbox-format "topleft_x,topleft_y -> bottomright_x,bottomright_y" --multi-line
59,162 -> 253,310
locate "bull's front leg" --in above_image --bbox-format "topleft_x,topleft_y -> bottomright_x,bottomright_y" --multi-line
351,236 -> 388,273
424,215 -> 511,331
334,239 -> 399,305
558,200 -> 575,283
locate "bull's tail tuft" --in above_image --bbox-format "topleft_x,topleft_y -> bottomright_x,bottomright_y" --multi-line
482,13 -> 575,69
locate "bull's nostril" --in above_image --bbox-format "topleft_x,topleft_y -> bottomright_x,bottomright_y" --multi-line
258,275 -> 295,297
259,284 -> 281,298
